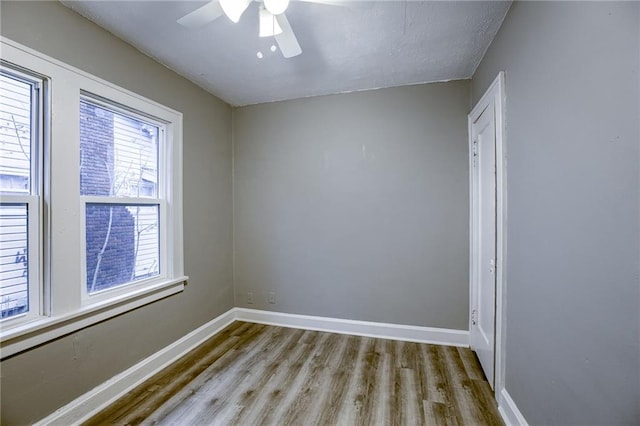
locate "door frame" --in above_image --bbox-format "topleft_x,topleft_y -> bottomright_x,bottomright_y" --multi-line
468,71 -> 507,396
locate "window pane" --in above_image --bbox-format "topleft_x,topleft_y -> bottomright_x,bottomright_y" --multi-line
0,204 -> 29,319
0,73 -> 32,194
80,100 -> 159,198
86,203 -> 159,293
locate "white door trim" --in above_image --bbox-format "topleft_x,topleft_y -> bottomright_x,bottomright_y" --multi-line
468,71 -> 507,395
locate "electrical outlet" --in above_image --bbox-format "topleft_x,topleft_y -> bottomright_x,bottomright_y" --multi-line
247,292 -> 254,304
268,291 -> 276,304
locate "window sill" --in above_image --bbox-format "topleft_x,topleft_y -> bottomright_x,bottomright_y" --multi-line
0,276 -> 187,360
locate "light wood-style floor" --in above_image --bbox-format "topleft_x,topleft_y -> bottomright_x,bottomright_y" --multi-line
85,321 -> 504,425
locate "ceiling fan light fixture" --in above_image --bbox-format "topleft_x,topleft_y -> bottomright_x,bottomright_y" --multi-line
259,7 -> 283,37
220,0 -> 252,23
264,0 -> 290,15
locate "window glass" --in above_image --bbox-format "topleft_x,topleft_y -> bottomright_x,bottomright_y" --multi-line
0,204 -> 29,318
80,100 -> 158,198
85,204 -> 159,293
0,73 -> 31,194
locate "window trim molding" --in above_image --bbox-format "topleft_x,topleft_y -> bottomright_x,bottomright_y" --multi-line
0,37 -> 187,359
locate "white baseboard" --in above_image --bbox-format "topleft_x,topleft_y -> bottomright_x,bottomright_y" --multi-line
234,308 -> 469,347
35,307 -> 469,425
34,308 -> 236,426
498,388 -> 529,426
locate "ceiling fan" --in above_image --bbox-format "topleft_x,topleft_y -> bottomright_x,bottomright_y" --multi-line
177,0 -> 346,58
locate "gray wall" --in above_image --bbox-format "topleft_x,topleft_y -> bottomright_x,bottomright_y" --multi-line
472,2 -> 640,424
234,81 -> 471,330
0,2 -> 234,424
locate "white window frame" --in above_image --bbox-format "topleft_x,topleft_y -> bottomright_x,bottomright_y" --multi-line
0,38 -> 187,359
0,65 -> 44,327
78,93 -> 169,305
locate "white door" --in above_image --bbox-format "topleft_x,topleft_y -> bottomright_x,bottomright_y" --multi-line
470,100 -> 497,387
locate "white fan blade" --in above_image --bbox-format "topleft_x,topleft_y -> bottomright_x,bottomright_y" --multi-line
177,1 -> 224,28
275,14 -> 302,58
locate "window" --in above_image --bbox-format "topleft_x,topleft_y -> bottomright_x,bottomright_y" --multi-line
0,39 -> 185,357
80,98 -> 162,296
0,67 -> 43,323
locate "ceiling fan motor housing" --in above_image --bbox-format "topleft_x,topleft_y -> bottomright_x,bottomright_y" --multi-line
264,0 -> 290,15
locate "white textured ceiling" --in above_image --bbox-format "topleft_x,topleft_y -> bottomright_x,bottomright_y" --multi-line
61,1 -> 511,106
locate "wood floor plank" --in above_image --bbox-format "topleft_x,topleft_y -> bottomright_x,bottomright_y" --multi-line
279,331 -> 346,424
398,367 -> 425,426
316,334 -> 361,425
423,400 -> 459,426
350,337 -> 381,426
86,322 -> 504,426
369,339 -> 393,425
421,343 -> 450,404
457,346 -> 487,381
262,330 -> 333,424
440,344 -> 471,387
239,329 -> 319,425
447,379 -> 504,426
385,339 -> 404,426
228,327 -> 306,424
467,379 -> 504,425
